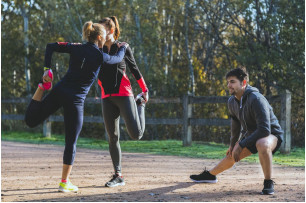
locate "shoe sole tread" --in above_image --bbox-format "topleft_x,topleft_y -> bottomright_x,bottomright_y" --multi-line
58,189 -> 78,193
190,178 -> 218,183
105,182 -> 125,187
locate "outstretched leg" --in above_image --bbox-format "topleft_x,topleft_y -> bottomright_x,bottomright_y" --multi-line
209,143 -> 252,176
190,142 -> 252,183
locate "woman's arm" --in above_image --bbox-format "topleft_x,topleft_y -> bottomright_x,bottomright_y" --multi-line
44,42 -> 74,68
124,46 -> 148,92
102,44 -> 127,64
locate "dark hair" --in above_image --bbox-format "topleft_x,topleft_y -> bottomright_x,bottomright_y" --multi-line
82,21 -> 106,43
225,66 -> 249,83
99,16 -> 120,40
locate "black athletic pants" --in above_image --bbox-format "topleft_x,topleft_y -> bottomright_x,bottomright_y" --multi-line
102,96 -> 145,173
25,88 -> 84,165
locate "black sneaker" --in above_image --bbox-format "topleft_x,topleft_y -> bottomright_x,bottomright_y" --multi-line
105,174 -> 125,187
190,170 -> 218,183
262,179 -> 275,195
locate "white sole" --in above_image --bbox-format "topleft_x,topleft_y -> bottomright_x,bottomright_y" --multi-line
58,187 -> 78,193
106,182 -> 125,187
58,189 -> 78,193
261,191 -> 274,195
190,178 -> 218,183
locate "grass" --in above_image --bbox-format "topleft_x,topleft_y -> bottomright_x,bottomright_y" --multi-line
1,131 -> 305,167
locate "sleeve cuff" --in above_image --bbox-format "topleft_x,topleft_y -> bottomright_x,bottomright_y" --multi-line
120,46 -> 127,51
239,141 -> 246,148
137,77 -> 147,92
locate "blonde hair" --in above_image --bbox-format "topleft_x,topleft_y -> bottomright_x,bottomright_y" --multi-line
82,21 -> 106,43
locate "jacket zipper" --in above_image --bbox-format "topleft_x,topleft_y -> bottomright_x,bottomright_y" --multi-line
80,58 -> 85,69
114,68 -> 118,88
240,96 -> 249,134
114,45 -> 119,89
107,45 -> 112,96
106,41 -> 120,96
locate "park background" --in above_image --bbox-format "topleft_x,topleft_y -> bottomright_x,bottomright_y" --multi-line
1,0 -> 305,150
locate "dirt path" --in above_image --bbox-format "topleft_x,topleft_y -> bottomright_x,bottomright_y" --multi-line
1,141 -> 305,202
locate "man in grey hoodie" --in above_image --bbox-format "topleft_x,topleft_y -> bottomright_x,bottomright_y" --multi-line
190,67 -> 283,195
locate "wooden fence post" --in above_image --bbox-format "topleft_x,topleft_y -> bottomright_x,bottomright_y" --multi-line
280,90 -> 291,154
183,94 -> 192,146
43,118 -> 51,138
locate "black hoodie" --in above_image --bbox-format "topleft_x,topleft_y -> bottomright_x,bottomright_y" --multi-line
227,85 -> 284,149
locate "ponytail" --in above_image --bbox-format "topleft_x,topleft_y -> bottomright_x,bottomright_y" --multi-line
109,16 -> 120,40
82,21 -> 94,41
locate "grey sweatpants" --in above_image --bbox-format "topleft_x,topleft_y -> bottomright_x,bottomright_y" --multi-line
102,96 -> 145,173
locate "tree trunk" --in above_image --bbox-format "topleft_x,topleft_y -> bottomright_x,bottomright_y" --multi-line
21,5 -> 31,95
184,0 -> 195,95
129,1 -> 149,73
64,0 -> 82,37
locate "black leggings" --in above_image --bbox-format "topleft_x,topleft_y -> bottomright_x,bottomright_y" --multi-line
25,89 -> 84,165
102,96 -> 145,173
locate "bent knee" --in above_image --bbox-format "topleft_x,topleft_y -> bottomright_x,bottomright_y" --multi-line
130,131 -> 143,140
24,117 -> 39,128
256,140 -> 273,153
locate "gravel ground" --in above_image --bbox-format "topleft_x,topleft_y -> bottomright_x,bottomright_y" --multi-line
1,141 -> 305,202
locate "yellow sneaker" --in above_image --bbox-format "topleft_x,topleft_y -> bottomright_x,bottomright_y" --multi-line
58,180 -> 78,193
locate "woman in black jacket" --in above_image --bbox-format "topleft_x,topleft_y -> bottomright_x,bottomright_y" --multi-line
98,16 -> 149,187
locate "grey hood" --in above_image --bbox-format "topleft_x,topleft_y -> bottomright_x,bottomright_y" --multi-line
239,85 -> 259,107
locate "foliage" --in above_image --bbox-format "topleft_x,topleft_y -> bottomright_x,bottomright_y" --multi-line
2,131 -> 304,167
1,0 -> 304,146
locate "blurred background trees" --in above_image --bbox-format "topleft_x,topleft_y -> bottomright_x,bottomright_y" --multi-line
2,0 -> 304,146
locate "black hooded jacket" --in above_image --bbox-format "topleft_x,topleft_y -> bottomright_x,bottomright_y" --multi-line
228,85 -> 284,149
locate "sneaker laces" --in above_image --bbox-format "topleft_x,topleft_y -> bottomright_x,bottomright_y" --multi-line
201,167 -> 209,174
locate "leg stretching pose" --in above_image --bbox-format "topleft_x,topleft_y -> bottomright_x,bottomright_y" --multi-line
97,16 -> 149,187
190,67 -> 283,195
25,21 -> 128,192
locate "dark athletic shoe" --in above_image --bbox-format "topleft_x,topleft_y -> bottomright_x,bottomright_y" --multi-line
105,174 -> 125,187
190,170 -> 218,183
262,179 -> 275,195
135,93 -> 145,106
